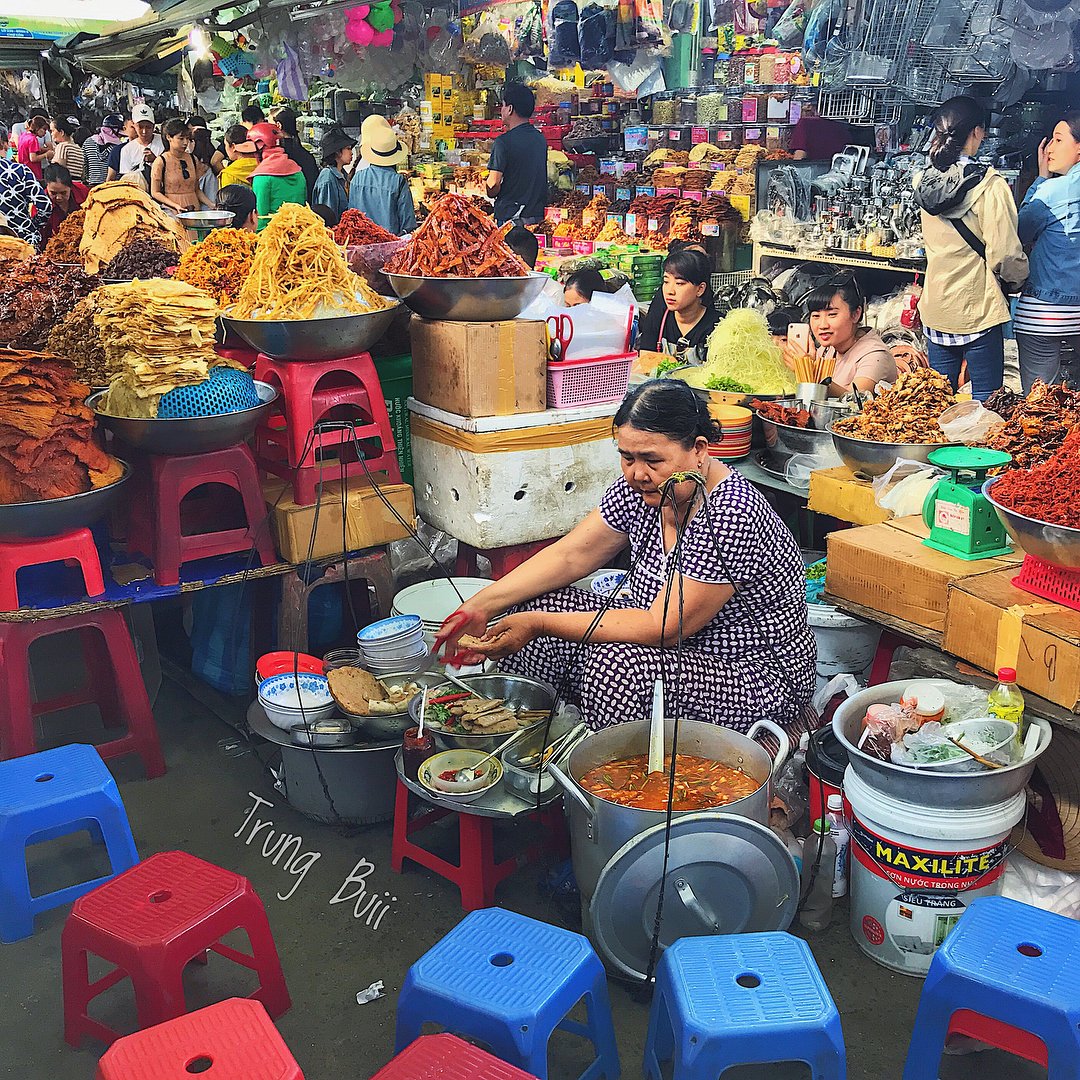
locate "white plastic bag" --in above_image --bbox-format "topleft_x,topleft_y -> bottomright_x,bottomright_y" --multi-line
518,285 -> 636,360
1001,851 -> 1080,920
872,458 -> 945,517
784,446 -> 843,491
938,400 -> 1004,444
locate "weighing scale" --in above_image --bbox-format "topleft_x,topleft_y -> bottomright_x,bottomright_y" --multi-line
922,447 -> 1013,560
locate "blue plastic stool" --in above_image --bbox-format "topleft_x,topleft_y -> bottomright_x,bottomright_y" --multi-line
903,895 -> 1080,1078
644,933 -> 846,1079
0,744 -> 139,943
395,907 -> 620,1080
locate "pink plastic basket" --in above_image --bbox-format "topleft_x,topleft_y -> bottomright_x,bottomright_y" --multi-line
547,352 -> 634,409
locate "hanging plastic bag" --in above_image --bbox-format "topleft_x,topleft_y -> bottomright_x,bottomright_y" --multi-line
937,400 -> 1005,444
871,458 -> 945,516
513,1 -> 546,59
462,12 -> 512,64
548,0 -> 582,66
635,0 -> 665,46
578,3 -> 614,68
785,447 -> 842,491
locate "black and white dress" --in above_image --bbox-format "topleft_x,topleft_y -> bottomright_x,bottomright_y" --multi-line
500,470 -> 817,734
0,158 -> 51,246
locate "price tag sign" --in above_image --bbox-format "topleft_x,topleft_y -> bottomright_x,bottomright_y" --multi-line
767,126 -> 781,140
691,126 -> 709,144
616,186 -> 632,202
647,218 -> 659,232
683,189 -> 703,202
701,222 -> 721,236
656,186 -> 681,196
577,183 -> 592,195
636,185 -> 656,198
624,125 -> 648,152
545,207 -> 564,223
625,213 -> 637,237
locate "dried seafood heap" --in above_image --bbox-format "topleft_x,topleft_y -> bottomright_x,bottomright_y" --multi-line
832,368 -> 956,443
0,257 -> 101,350
79,181 -> 189,274
48,295 -> 108,387
0,350 -> 122,503
384,193 -> 529,277
103,238 -> 178,280
992,429 -> 1080,528
42,210 -> 85,263
985,380 -> 1080,470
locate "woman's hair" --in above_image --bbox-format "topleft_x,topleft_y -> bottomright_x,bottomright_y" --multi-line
564,268 -> 607,301
662,249 -> 714,308
51,115 -> 78,138
1057,110 -> 1080,144
270,106 -> 299,139
28,114 -> 48,133
41,163 -> 73,188
216,183 -> 257,230
162,118 -> 190,143
804,277 -> 864,322
225,123 -> 249,148
190,127 -> 213,165
928,96 -> 988,170
613,379 -> 721,448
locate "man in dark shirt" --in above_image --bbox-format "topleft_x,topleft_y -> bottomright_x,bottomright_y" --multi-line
789,103 -> 850,162
486,83 -> 548,226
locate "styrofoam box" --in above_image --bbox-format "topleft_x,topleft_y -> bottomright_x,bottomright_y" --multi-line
408,397 -> 620,549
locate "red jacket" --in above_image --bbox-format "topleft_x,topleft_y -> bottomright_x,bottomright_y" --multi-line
43,182 -> 88,241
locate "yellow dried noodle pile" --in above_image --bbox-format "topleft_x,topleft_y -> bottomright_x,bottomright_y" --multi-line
703,308 -> 796,395
232,203 -> 390,320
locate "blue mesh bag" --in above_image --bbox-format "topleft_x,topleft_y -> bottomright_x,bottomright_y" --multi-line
157,366 -> 260,418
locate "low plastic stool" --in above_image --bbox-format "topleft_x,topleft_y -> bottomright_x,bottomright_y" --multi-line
127,445 -> 276,586
0,528 -> 105,611
214,344 -> 258,368
391,780 -> 568,911
455,539 -> 559,579
902,895 -> 1080,1077
277,549 -> 395,653
255,352 -> 401,506
373,1034 -> 539,1079
0,744 -> 138,943
96,998 -> 303,1080
63,850 -> 291,1048
394,907 -> 620,1080
0,608 -> 165,779
644,933 -> 846,1080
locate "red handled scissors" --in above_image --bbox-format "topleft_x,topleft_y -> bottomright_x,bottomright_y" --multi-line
547,314 -> 574,360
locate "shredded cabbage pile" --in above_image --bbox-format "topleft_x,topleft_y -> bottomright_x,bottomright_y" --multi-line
702,309 -> 796,395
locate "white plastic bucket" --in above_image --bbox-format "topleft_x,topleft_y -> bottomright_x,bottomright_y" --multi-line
806,602 -> 881,678
844,766 -> 1026,977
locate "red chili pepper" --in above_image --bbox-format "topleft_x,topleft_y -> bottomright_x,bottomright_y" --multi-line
430,692 -> 471,705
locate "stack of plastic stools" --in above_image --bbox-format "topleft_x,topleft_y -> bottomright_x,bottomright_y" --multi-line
395,907 -> 620,1080
455,539 -> 559,579
126,445 -> 276,586
0,608 -> 166,778
374,1034 -> 539,1079
96,998 -> 302,1079
0,527 -> 105,609
0,744 -> 139,943
254,352 -> 401,506
903,895 -> 1080,1077
63,850 -> 291,1048
644,933 -> 846,1079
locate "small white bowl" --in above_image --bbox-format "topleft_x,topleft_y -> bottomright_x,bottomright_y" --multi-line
258,673 -> 336,731
419,749 -> 502,803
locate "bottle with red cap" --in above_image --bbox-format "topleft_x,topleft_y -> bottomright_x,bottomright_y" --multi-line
988,667 -> 1025,742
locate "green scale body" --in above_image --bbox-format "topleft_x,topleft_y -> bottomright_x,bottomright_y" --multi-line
922,446 -> 1014,560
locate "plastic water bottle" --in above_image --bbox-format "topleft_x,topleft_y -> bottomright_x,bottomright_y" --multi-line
826,794 -> 849,898
798,818 -> 835,932
988,667 -> 1025,742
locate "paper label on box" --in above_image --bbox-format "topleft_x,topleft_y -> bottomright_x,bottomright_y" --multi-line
742,99 -> 758,123
625,213 -> 636,236
745,128 -> 762,140
624,125 -> 648,151
669,128 -> 683,142
935,501 -> 971,535
647,127 -> 663,143
691,125 -> 708,144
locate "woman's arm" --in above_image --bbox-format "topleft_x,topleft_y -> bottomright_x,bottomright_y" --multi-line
195,161 -> 215,209
148,158 -> 175,211
981,175 -> 1029,288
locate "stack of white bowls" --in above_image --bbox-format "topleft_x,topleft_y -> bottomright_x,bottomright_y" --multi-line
258,672 -> 336,731
356,614 -> 427,675
392,578 -> 491,644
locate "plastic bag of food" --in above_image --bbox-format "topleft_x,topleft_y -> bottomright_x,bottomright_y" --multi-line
872,458 -> 945,516
548,0 -> 582,66
892,720 -> 1016,768
785,447 -> 843,490
939,683 -> 993,723
938,400 -> 1005,444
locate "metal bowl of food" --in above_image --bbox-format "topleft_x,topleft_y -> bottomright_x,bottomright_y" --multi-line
289,719 -> 359,748
983,477 -> 1080,569
177,210 -> 235,230
221,302 -> 402,362
0,464 -> 129,540
338,670 -> 448,740
828,424 -> 953,479
87,382 -> 278,455
407,673 -> 558,752
384,272 -> 548,322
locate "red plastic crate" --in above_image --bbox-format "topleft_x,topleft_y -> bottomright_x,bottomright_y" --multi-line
547,352 -> 633,409
1012,554 -> 1080,612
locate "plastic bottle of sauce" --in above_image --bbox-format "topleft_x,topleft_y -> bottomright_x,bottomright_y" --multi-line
988,667 -> 1025,740
798,818 -> 836,931
826,794 -> 849,898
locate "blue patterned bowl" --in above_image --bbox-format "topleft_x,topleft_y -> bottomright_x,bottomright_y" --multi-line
357,614 -> 423,645
258,673 -> 336,731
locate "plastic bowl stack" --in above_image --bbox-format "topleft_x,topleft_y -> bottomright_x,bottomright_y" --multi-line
391,578 -> 491,644
356,615 -> 428,675
258,672 -> 336,731
708,404 -> 753,462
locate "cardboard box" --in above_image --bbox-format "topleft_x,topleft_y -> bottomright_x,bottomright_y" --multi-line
944,570 -> 1080,711
808,466 -> 890,526
263,478 -> 415,564
825,518 -> 1020,633
410,316 -> 547,417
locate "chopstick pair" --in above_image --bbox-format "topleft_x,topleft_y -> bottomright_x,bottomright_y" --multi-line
794,351 -> 836,385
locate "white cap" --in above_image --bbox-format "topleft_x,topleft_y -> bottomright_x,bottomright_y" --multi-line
131,103 -> 155,124
827,793 -> 844,811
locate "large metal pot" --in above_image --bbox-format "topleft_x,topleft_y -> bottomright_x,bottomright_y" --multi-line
548,718 -> 788,905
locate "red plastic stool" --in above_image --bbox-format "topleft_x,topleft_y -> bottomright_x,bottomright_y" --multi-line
255,352 -> 401,506
127,445 -> 276,586
214,345 -> 258,368
63,851 -> 291,1048
0,527 -> 105,610
455,539 -> 559,579
0,608 -> 165,778
96,998 -> 303,1080
391,779 -> 568,911
373,1034 -> 538,1079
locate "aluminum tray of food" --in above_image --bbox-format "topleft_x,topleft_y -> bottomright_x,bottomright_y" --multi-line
0,465 -> 129,540
384,272 -> 548,322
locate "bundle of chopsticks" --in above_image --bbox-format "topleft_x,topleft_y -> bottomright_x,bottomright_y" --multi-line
793,351 -> 836,385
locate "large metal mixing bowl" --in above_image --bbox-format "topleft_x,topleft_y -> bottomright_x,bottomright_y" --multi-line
666,366 -> 785,407
828,423 -> 953,479
983,477 -> 1080,569
385,272 -> 548,322
220,302 -> 401,361
0,464 -> 129,540
88,382 -> 277,455
760,416 -> 837,460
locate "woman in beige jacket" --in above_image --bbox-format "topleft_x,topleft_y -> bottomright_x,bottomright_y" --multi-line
912,96 -> 1028,400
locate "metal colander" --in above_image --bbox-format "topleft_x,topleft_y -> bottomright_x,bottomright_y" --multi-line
157,366 -> 260,419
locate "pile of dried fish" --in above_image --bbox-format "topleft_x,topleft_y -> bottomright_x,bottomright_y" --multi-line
426,692 -> 546,735
832,368 -> 955,443
986,380 -> 1080,470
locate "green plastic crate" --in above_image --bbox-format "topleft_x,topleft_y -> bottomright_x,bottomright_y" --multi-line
373,352 -> 413,486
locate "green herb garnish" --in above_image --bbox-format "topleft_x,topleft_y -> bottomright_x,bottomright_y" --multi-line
705,375 -> 753,392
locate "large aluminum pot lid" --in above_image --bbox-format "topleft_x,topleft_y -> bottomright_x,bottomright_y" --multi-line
589,812 -> 799,981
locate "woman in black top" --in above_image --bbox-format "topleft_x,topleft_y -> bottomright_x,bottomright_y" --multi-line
636,248 -> 719,365
269,106 -> 318,200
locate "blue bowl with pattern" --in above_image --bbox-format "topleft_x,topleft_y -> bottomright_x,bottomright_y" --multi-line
258,672 -> 336,731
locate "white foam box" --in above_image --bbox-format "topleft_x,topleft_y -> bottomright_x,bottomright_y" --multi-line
408,397 -> 619,548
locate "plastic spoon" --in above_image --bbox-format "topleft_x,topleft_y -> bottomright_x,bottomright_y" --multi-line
454,726 -> 529,783
648,679 -> 664,775
418,687 -> 429,738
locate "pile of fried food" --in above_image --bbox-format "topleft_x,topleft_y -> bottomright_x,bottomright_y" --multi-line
0,350 -> 122,504
384,193 -> 530,278
0,257 -> 101,350
832,368 -> 955,443
0,235 -> 35,262
94,280 -> 221,418
425,690 -> 546,735
327,667 -> 422,717
174,228 -> 258,306
80,182 -> 189,274
985,381 -> 1080,470
47,295 -> 108,387
753,399 -> 811,427
42,210 -> 85,263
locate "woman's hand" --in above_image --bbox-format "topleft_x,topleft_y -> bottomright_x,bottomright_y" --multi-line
1038,137 -> 1051,179
780,341 -> 802,372
433,603 -> 489,661
465,613 -> 542,660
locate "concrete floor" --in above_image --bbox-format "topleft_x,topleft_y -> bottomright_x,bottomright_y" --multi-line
0,675 -> 1047,1080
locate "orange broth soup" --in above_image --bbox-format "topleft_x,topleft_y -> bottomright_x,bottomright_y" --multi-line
578,753 -> 759,811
